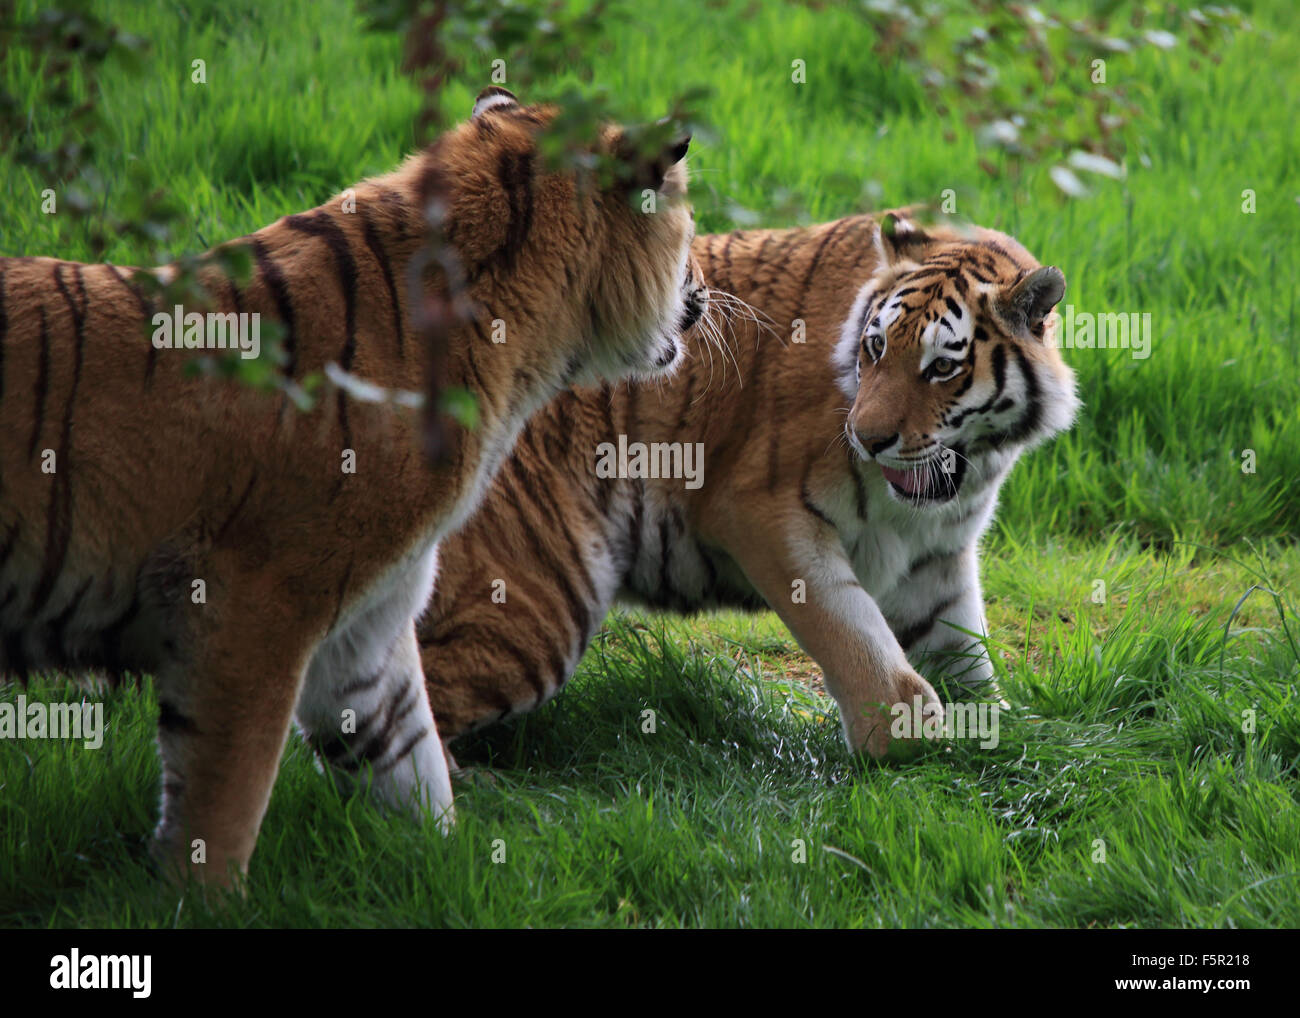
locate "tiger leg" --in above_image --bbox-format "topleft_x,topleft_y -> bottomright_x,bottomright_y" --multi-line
295,547 -> 453,829
892,547 -> 999,699
718,507 -> 943,759
151,578 -> 318,889
298,623 -> 454,826
419,515 -> 617,743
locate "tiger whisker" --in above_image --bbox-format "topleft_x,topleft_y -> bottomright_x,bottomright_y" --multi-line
707,288 -> 781,349
691,310 -> 728,401
698,297 -> 746,388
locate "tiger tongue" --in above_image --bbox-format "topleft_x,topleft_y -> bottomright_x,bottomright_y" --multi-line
880,464 -> 926,495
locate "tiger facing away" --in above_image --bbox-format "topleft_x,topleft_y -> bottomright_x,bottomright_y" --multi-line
421,211 -> 1078,758
0,87 -> 705,886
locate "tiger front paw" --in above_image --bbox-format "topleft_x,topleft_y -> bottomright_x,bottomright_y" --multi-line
149,828 -> 250,893
844,668 -> 944,761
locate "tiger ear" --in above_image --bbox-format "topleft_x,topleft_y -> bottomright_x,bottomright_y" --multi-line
471,86 -> 519,120
999,266 -> 1066,338
653,133 -> 691,194
874,211 -> 930,268
613,128 -> 691,196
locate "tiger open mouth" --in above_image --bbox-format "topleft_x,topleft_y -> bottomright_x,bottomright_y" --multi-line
879,449 -> 967,504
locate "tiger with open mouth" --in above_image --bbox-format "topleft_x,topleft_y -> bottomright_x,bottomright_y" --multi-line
419,210 -> 1078,760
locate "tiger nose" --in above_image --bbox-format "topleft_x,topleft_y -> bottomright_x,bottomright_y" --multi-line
857,431 -> 899,456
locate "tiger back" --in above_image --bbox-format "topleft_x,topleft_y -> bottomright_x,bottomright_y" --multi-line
0,87 -> 704,885
420,211 -> 1077,759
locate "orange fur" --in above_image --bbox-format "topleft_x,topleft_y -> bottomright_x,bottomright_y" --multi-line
421,212 -> 1078,759
0,89 -> 701,886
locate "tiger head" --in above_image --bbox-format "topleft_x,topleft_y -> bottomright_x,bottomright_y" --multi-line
435,87 -> 704,393
835,212 -> 1079,506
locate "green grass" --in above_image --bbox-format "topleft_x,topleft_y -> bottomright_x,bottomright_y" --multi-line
4,541 -> 1298,926
2,0 -> 1298,927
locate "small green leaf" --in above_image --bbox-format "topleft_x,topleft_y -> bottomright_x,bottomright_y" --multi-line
439,386 -> 480,430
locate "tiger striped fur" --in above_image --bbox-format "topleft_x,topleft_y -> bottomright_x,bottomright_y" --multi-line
0,88 -> 702,886
421,211 -> 1078,759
